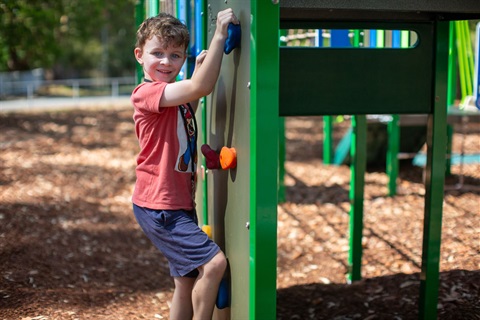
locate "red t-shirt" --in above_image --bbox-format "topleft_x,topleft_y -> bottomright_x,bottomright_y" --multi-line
131,81 -> 196,210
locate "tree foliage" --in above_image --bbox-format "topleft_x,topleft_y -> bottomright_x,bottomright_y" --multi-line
0,1 -> 63,71
0,0 -> 137,78
2,2 -> 477,79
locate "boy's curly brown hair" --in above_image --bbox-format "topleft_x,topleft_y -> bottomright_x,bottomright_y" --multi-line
135,13 -> 190,51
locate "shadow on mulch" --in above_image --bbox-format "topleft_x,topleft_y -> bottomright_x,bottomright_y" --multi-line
277,270 -> 480,320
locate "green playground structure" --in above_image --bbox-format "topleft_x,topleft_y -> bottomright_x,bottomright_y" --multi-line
316,21 -> 479,195
135,1 -> 480,319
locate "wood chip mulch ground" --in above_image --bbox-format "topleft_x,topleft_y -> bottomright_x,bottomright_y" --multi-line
1,105 -> 479,319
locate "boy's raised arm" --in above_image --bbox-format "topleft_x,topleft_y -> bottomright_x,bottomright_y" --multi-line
161,8 -> 239,107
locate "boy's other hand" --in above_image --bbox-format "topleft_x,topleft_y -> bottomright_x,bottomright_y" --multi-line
194,50 -> 208,71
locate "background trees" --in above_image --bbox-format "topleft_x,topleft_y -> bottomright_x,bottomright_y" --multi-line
0,2 -> 478,80
0,0 -> 136,78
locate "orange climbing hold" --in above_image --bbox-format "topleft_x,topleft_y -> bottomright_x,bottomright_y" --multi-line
220,147 -> 237,169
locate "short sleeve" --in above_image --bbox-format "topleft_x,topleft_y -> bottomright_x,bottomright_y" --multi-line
131,82 -> 168,113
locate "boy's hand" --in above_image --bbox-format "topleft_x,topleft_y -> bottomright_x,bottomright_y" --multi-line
192,50 -> 208,76
216,8 -> 239,38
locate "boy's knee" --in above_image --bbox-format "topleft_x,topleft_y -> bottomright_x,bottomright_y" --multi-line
206,251 -> 227,275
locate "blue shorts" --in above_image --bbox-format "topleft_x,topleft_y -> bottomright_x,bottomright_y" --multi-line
133,204 -> 220,278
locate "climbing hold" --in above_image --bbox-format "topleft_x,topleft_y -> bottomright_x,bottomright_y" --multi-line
224,23 -> 241,54
220,147 -> 237,169
202,225 -> 212,239
216,278 -> 230,309
201,144 -> 221,169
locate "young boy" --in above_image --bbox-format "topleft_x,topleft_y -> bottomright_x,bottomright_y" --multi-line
131,8 -> 239,320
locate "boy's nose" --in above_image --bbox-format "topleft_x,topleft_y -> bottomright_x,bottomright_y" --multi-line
160,57 -> 170,65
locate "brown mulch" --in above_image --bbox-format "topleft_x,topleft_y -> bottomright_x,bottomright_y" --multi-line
0,105 -> 479,320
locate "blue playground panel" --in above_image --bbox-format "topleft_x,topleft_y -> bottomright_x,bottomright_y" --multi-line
414,153 -> 480,166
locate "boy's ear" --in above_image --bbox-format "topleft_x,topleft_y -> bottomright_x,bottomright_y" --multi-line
134,47 -> 143,64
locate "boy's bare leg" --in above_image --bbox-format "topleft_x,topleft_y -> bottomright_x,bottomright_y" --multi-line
171,276 -> 196,320
192,251 -> 227,320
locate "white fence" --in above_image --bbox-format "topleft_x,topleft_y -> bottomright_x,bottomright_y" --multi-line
0,70 -> 136,100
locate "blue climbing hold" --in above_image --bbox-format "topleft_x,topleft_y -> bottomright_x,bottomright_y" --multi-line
216,278 -> 230,309
224,23 -> 241,54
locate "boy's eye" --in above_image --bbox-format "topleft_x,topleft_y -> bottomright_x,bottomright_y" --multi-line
153,52 -> 164,58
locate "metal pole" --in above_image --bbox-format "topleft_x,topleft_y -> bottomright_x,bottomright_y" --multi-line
419,20 -> 449,320
135,0 -> 145,84
347,115 -> 367,282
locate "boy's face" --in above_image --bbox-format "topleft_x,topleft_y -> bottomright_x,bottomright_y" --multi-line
135,35 -> 187,83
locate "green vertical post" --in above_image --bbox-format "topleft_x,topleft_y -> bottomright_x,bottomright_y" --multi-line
250,0 -> 279,319
321,25 -> 339,166
352,29 -> 362,46
446,22 -> 457,176
386,30 -> 405,196
197,0 -> 208,225
323,116 -> 333,164
347,115 -> 367,282
419,21 -> 449,320
347,29 -> 366,282
387,114 -> 399,196
447,22 -> 457,106
135,0 -> 145,84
